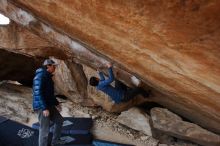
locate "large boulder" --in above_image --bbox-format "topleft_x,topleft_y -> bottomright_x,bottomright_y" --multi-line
0,83 -> 33,123
116,107 -> 152,136
52,58 -> 90,104
0,0 -> 220,133
150,108 -> 220,146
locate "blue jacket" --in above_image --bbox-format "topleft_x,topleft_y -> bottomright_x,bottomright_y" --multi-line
97,67 -> 124,104
32,67 -> 59,110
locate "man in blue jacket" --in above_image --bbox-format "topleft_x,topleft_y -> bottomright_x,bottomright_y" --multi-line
33,59 -> 63,146
89,63 -> 150,104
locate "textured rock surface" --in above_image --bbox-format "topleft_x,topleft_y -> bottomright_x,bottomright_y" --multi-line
117,107 -> 152,136
0,83 -> 33,123
52,58 -> 89,104
151,108 -> 220,146
153,131 -> 198,146
0,22 -> 67,59
0,0 -> 220,133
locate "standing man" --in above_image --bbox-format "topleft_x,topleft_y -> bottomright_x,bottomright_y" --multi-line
33,59 -> 63,146
89,63 -> 150,104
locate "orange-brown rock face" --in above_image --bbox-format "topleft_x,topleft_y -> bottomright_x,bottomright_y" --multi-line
0,22 -> 67,58
1,0 -> 220,133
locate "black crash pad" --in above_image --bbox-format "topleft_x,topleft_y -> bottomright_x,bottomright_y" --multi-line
32,117 -> 93,134
0,118 -> 39,146
0,117 -> 93,146
0,116 -> 8,124
49,133 -> 93,146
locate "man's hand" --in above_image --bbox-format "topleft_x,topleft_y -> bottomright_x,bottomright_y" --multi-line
106,63 -> 112,68
97,69 -> 101,73
56,104 -> 62,112
43,110 -> 50,117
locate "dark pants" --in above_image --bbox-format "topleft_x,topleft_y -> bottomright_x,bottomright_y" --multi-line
115,80 -> 149,102
38,107 -> 63,146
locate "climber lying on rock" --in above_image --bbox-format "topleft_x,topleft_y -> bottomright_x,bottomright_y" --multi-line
89,63 -> 151,104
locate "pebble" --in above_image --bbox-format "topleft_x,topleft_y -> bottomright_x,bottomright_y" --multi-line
140,136 -> 150,141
